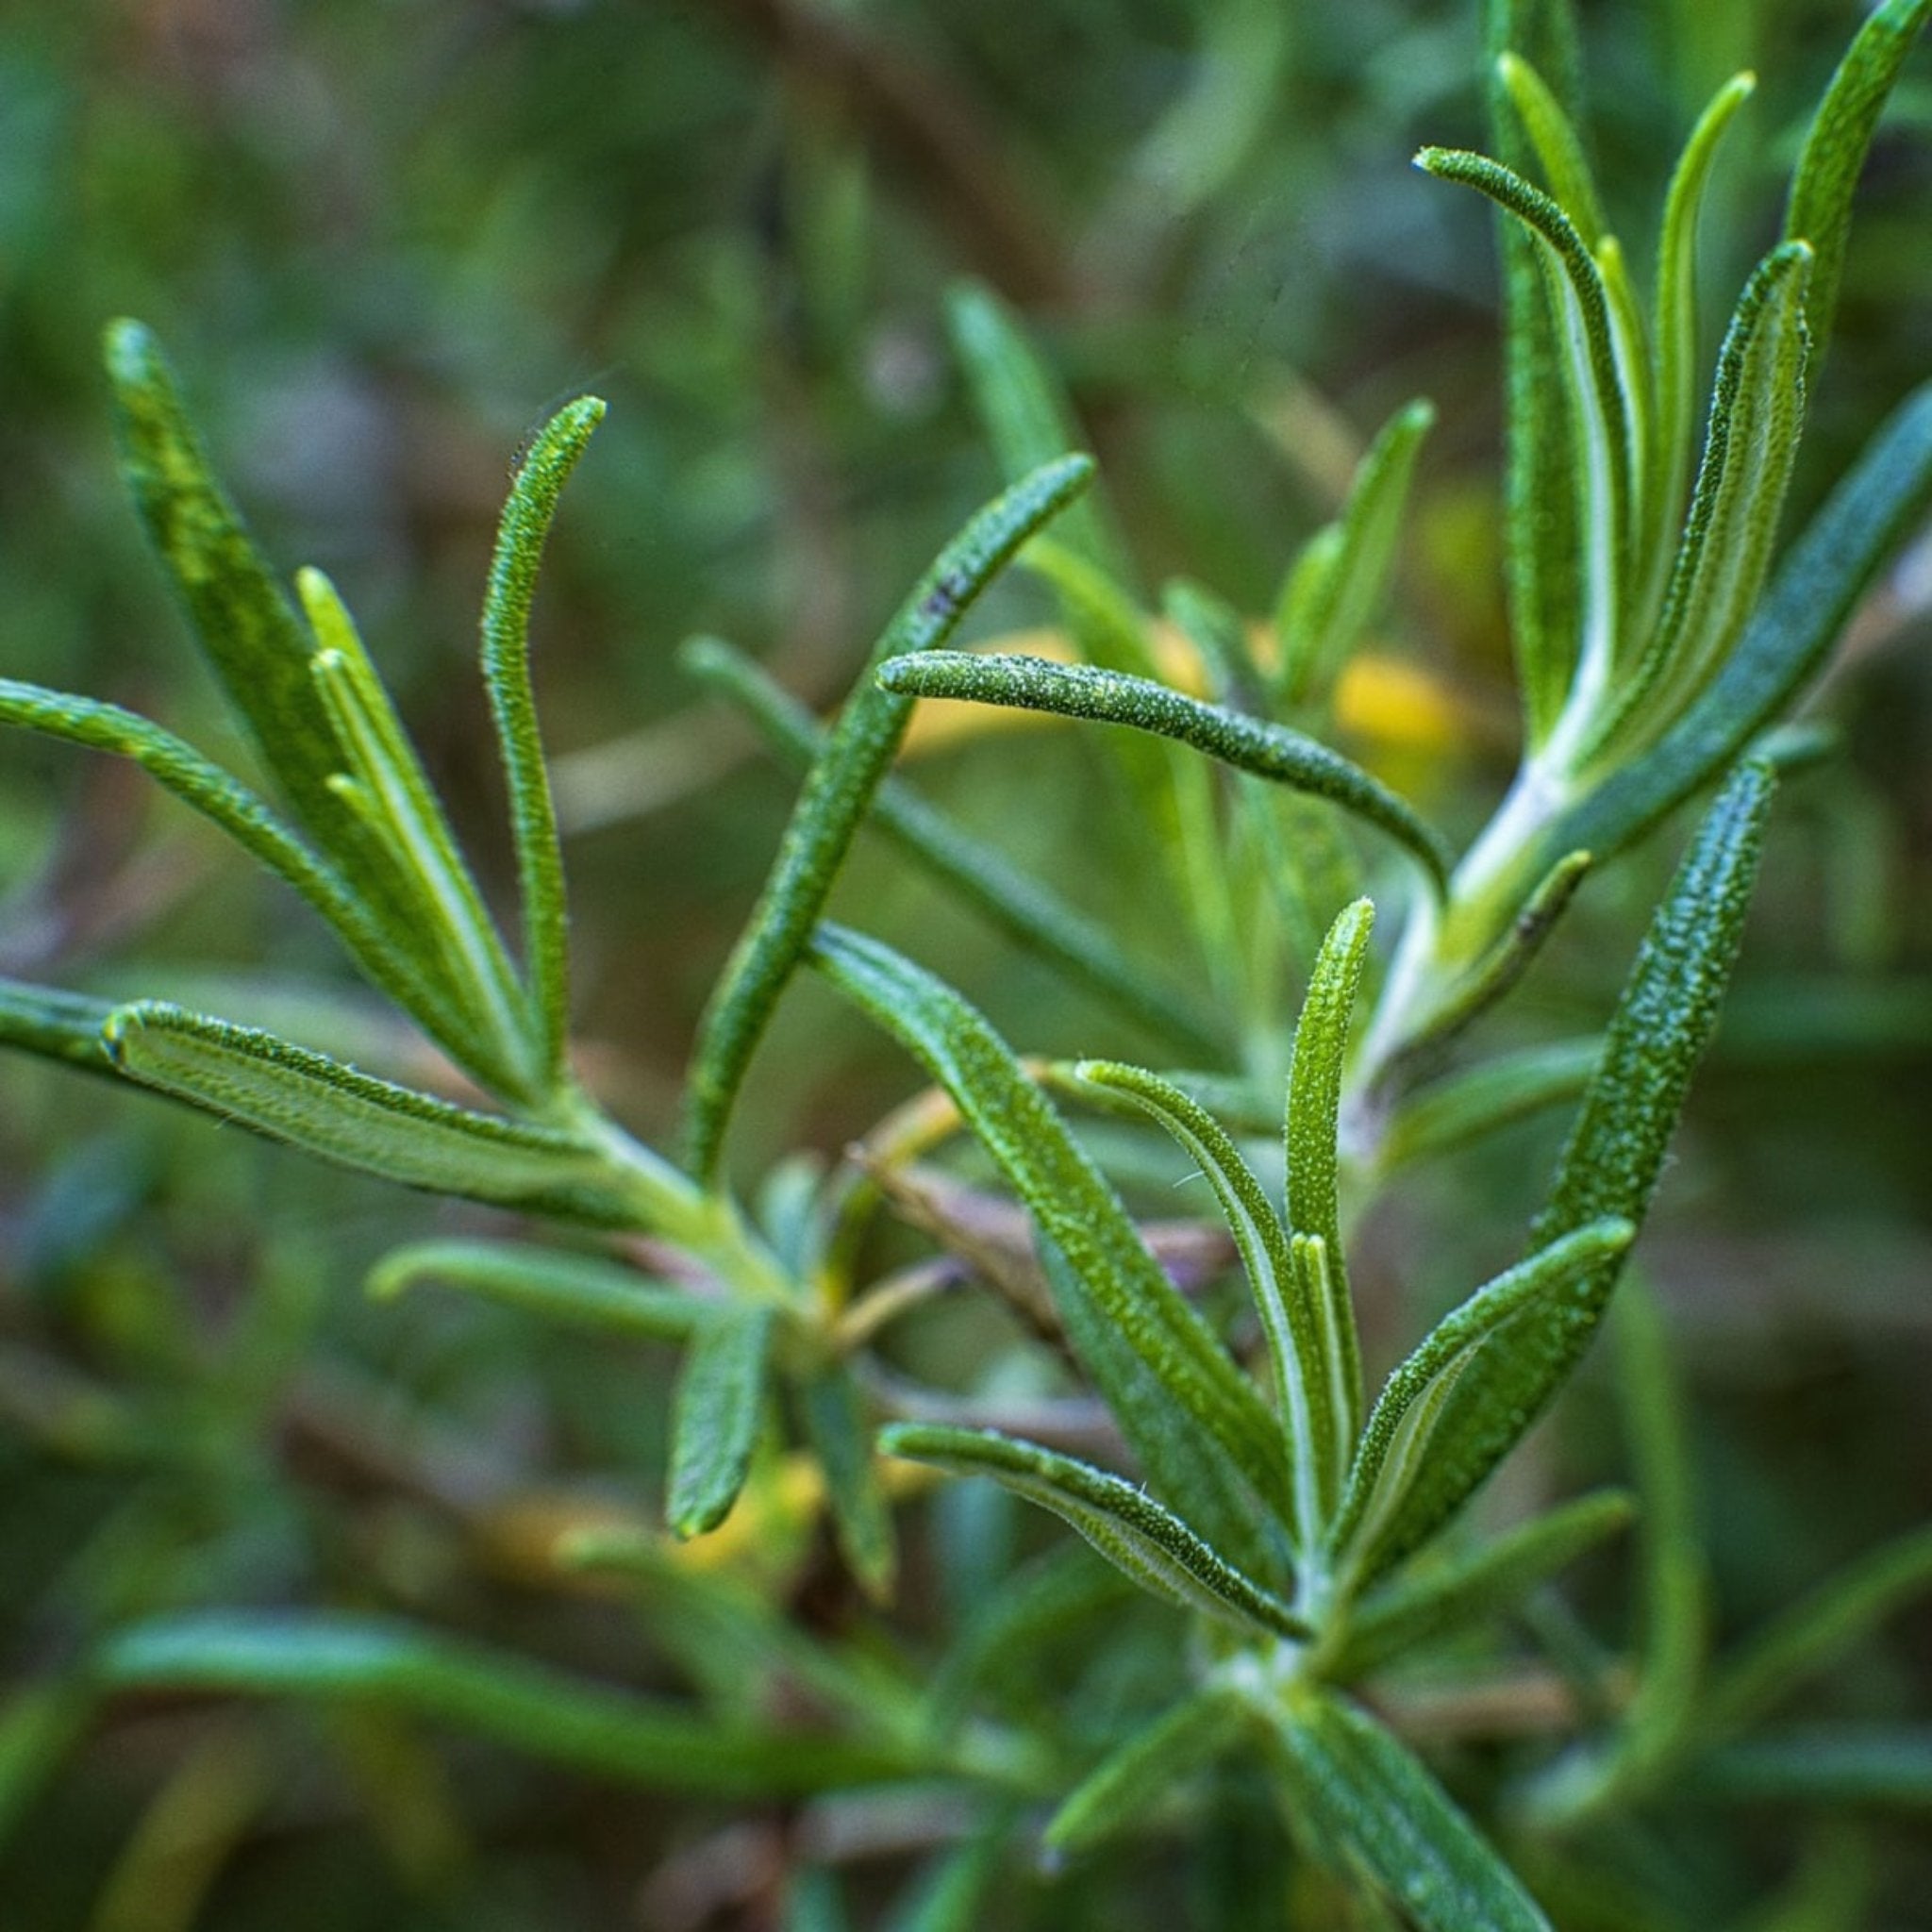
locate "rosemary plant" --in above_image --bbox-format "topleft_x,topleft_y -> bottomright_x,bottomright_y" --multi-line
2,0 -> 1930,1924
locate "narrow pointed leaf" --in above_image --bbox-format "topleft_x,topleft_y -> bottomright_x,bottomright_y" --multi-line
1416,149 -> 1631,737
1651,74 -> 1757,585
1373,761 -> 1774,1563
881,1426 -> 1308,1642
1044,1688 -> 1250,1856
946,280 -> 1131,585
1075,1058 -> 1332,1543
1483,0 -> 1588,741
1263,1689 -> 1555,1931
481,397 -> 603,1080
302,569 -> 536,1091
102,1002 -> 638,1223
1335,1491 -> 1635,1678
1591,243 -> 1813,760
1543,383 -> 1932,867
1684,1727 -> 1932,1808
1495,53 -> 1607,243
1286,899 -> 1374,1451
809,923 -> 1293,1567
1275,399 -> 1435,704
96,1612 -> 921,1795
878,656 -> 1452,892
680,636 -> 1223,1058
667,1304 -> 776,1539
0,677 -> 481,1067
1331,1220 -> 1633,1581
1377,1036 -> 1603,1173
103,323 -> 426,953
1782,0 -> 1932,370
1706,1521 -> 1932,1738
369,1238 -> 701,1341
682,456 -> 1093,1179
800,1359 -> 897,1601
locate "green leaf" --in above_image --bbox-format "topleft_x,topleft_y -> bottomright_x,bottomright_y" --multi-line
681,455 -> 1094,1179
667,1305 -> 776,1539
1483,0 -> 1588,743
1590,243 -> 1813,763
809,923 -> 1292,1570
1782,0 -> 1932,371
369,1239 -> 701,1341
1650,73 -> 1757,600
680,636 -> 1224,1059
1684,1728 -> 1932,1809
887,1831 -> 1008,1932
876,656 -> 1452,894
1544,382 -> 1932,867
1164,577 -> 1265,714
481,396 -> 604,1083
1286,900 -> 1374,1452
1274,399 -> 1434,705
1261,1688 -> 1554,1931
1334,1491 -> 1635,1678
946,280 -> 1130,586
102,1003 -> 639,1223
103,325 -> 429,963
799,1359 -> 897,1602
1043,1688 -> 1250,1857
1416,149 -> 1632,748
1074,1059 -> 1335,1545
1377,1037 -> 1603,1173
1330,1221 -> 1633,1585
1494,53 -> 1607,243
1706,1520 -> 1932,1738
0,976 -> 117,1074
1372,760 -> 1774,1564
881,1426 -> 1309,1642
300,569 -> 537,1093
96,1612 -> 922,1796
0,677 -> 476,1070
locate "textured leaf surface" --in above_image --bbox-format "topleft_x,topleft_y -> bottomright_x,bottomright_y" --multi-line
667,1305 -> 776,1538
882,1426 -> 1308,1641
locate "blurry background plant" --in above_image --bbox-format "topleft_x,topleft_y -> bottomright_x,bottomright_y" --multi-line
1,1 -> 1931,1928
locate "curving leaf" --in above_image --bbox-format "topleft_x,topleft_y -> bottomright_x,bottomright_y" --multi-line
809,923 -> 1292,1572
681,456 -> 1094,1179
480,396 -> 605,1083
877,655 -> 1452,892
1075,1059 -> 1333,1544
1372,760 -> 1774,1564
668,1304 -> 777,1539
800,1359 -> 897,1602
680,636 -> 1224,1059
103,1003 -> 640,1223
881,1425 -> 1309,1641
1377,1036 -> 1603,1173
1330,1220 -> 1633,1584
1494,53 -> 1607,244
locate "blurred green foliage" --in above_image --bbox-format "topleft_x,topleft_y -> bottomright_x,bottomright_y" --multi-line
2,1 -> 1930,1927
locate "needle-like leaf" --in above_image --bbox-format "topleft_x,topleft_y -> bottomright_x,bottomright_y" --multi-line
799,1359 -> 897,1602
1377,1036 -> 1603,1173
878,656 -> 1452,893
881,1426 -> 1309,1641
369,1239 -> 702,1340
809,923 -> 1293,1572
103,1003 -> 638,1223
480,396 -> 604,1083
682,456 -> 1094,1179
